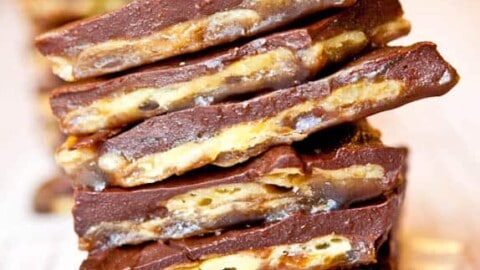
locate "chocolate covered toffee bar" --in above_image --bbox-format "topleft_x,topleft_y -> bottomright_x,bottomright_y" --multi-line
35,0 -> 357,81
56,42 -> 458,188
74,121 -> 406,250
81,190 -> 403,270
50,0 -> 410,135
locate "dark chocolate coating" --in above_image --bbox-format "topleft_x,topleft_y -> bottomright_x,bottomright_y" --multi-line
36,0 -> 355,56
50,0 -> 405,125
73,122 -> 406,237
80,191 -> 402,270
101,43 -> 459,161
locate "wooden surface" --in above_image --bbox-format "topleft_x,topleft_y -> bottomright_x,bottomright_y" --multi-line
0,0 -> 478,269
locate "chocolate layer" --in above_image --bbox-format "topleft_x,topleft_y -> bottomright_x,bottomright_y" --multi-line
35,0 -> 356,81
56,42 -> 457,188
50,0 -> 409,135
73,121 -> 406,250
81,190 -> 402,270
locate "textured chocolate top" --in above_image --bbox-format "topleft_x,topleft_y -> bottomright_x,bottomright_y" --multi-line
73,121 -> 406,236
81,191 -> 402,270
50,0 -> 405,123
101,43 -> 459,160
36,0 -> 355,56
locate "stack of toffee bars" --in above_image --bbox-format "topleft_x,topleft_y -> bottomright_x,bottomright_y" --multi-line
34,0 -> 459,269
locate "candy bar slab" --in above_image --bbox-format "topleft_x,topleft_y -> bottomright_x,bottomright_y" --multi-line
50,0 -> 410,135
35,0 -> 357,81
81,190 -> 402,270
33,174 -> 74,214
21,0 -> 131,28
57,42 -> 458,188
73,121 -> 407,250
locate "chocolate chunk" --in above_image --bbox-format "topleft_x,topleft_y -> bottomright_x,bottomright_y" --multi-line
56,42 -> 457,188
49,0 -> 410,135
35,0 -> 357,81
80,190 -> 403,270
73,121 -> 407,251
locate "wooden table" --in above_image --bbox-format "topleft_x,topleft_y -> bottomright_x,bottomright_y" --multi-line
0,0 -> 478,269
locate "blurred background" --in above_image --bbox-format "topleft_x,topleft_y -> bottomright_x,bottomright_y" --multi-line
0,0 -> 478,269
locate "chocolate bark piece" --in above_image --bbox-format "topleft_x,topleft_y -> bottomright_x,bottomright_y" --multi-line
80,190 -> 402,270
33,173 -> 73,214
56,42 -> 458,189
73,121 -> 407,251
35,0 -> 357,81
50,0 -> 410,135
